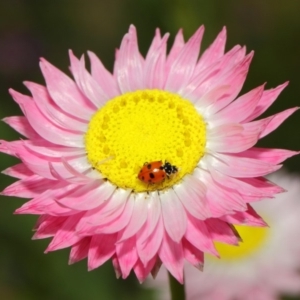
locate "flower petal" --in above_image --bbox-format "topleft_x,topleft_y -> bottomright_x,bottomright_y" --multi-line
245,82 -> 289,122
116,236 -> 138,279
9,89 -> 84,147
158,231 -> 184,283
118,193 -> 148,242
39,59 -> 94,119
24,81 -> 88,132
165,26 -> 204,93
45,212 -> 84,252
69,51 -> 109,108
160,189 -> 187,243
204,152 -> 281,178
88,234 -> 117,270
136,215 -> 164,265
115,25 -> 144,92
88,51 -> 120,98
3,116 -> 40,139
195,26 -> 227,73
69,237 -> 91,264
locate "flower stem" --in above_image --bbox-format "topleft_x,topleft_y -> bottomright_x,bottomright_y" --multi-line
168,272 -> 185,300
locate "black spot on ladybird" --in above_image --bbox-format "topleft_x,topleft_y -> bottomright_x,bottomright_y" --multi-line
149,173 -> 155,179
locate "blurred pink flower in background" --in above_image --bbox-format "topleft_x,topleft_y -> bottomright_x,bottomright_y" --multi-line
148,170 -> 300,299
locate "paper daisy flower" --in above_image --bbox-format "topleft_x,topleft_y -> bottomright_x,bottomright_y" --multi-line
0,25 -> 298,283
149,170 -> 300,299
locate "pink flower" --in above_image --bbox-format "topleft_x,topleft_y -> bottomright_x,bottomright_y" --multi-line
0,25 -> 298,283
148,170 -> 300,299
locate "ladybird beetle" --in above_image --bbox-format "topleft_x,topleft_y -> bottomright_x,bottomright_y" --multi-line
138,161 -> 178,184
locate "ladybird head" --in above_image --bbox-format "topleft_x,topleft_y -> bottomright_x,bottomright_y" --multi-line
163,161 -> 178,176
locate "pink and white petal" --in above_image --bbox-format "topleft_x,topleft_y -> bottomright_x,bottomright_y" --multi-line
146,28 -> 162,58
0,140 -> 19,157
56,180 -> 114,211
70,52 -> 109,107
160,189 -> 187,243
242,117 -> 273,139
221,204 -> 267,226
158,231 -> 184,283
115,25 -> 144,92
207,123 -> 243,139
111,255 -> 122,279
75,192 -> 128,235
15,184 -> 78,215
213,84 -> 265,124
24,81 -> 88,132
166,28 -> 185,72
45,212 -> 85,252
88,234 -> 117,270
9,89 -> 84,147
245,82 -> 289,122
136,192 -> 161,244
195,26 -> 227,73
33,215 -> 51,230
98,193 -> 135,234
206,52 -> 254,115
88,51 -> 120,98
133,256 -> 157,283
83,190 -> 130,234
3,116 -> 40,139
174,175 -> 210,219
208,127 -> 260,154
182,238 -> 204,270
69,237 -> 91,264
2,163 -> 34,179
236,147 -> 299,165
24,141 -> 85,159
205,219 -> 240,245
144,33 -> 169,89
29,201 -> 76,216
136,215 -> 164,265
33,215 -> 67,239
183,45 -> 242,101
56,154 -> 92,178
90,188 -> 128,222
184,215 -> 218,256
39,59 -> 95,119
49,156 -> 92,181
55,157 -> 97,183
1,175 -> 60,198
165,26 -> 204,93
194,85 -> 232,109
258,107 -> 299,138
203,153 -> 281,178
116,236 -> 138,279
208,168 -> 276,200
206,176 -> 247,215
118,192 -> 148,242
241,177 -> 285,196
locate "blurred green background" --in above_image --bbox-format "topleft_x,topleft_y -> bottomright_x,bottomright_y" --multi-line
0,1 -> 300,299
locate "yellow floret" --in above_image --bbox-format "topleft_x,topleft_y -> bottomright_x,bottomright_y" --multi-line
85,89 -> 206,192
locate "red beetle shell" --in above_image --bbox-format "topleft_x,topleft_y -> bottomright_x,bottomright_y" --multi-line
138,161 -> 178,184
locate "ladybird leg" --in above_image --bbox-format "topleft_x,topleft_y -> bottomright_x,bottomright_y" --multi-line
147,182 -> 153,189
157,177 -> 166,191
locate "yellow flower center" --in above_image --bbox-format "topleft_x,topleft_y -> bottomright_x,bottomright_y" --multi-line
85,89 -> 206,192
211,224 -> 269,261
